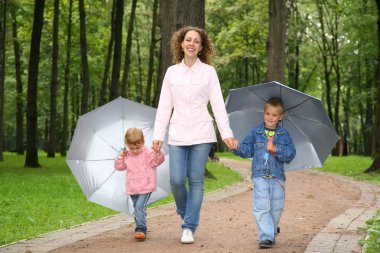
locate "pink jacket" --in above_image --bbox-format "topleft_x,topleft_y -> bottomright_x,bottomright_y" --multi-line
114,146 -> 165,195
153,58 -> 233,145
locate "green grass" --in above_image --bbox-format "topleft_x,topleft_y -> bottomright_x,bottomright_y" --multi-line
0,152 -> 242,246
315,155 -> 380,185
218,152 -> 380,252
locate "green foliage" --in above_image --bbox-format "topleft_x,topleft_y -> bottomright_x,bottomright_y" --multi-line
0,152 -> 243,246
361,209 -> 380,253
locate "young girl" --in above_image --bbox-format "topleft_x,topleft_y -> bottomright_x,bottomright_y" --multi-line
114,127 -> 164,240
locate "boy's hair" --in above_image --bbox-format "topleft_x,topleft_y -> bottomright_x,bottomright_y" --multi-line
265,97 -> 284,114
125,127 -> 144,146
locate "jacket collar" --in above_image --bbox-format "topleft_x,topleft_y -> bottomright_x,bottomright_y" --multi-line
256,122 -> 286,135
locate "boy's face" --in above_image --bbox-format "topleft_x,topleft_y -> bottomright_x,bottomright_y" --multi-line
126,142 -> 143,155
263,105 -> 283,129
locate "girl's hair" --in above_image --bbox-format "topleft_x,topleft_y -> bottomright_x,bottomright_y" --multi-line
265,97 -> 284,114
171,26 -> 214,65
125,127 -> 144,146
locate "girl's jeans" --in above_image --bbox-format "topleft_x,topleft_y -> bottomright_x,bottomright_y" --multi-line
169,143 -> 212,233
252,177 -> 285,242
130,193 -> 151,233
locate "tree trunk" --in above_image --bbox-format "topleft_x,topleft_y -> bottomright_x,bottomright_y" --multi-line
135,24 -> 143,102
79,0 -> 90,115
145,0 -> 158,106
47,0 -> 59,157
365,0 -> 380,173
109,0 -> 123,100
121,0 -> 138,98
25,0 -> 45,167
342,86 -> 350,156
155,0 -> 173,107
267,0 -> 288,83
0,0 -> 6,160
11,7 -> 24,155
316,2 -> 337,155
174,0 -> 205,29
155,0 -> 205,107
99,0 -> 116,106
60,0 -> 73,156
365,61 -> 374,156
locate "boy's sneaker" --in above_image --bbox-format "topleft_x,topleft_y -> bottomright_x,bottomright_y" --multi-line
259,240 -> 273,249
181,228 -> 194,244
134,232 -> 146,240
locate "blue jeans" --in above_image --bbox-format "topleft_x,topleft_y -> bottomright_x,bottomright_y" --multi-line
130,193 -> 151,233
169,143 -> 212,233
252,177 -> 285,242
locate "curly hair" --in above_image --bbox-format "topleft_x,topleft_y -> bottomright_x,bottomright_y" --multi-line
171,26 -> 214,65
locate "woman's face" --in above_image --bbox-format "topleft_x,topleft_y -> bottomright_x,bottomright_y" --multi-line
181,30 -> 202,60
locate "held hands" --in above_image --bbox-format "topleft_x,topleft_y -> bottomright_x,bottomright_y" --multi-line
152,140 -> 163,153
223,137 -> 238,150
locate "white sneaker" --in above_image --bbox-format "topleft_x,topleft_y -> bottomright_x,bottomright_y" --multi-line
181,228 -> 194,244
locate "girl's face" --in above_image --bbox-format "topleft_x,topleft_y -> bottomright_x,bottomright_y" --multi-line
181,30 -> 202,60
263,105 -> 283,129
126,142 -> 143,155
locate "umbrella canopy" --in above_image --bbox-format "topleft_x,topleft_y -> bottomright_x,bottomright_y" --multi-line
226,81 -> 339,170
66,97 -> 170,215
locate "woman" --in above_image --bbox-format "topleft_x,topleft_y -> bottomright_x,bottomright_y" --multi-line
152,26 -> 237,244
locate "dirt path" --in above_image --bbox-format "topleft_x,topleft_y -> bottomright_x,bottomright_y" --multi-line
51,159 -> 362,253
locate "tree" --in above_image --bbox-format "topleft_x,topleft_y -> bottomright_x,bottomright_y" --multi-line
156,0 -> 205,107
79,0 -> 90,115
121,0 -> 138,98
145,0 -> 158,106
60,0 -> 73,156
267,0 -> 288,83
109,0 -> 124,100
365,0 -> 380,172
11,7 -> 24,155
25,0 -> 45,167
99,0 -> 116,106
47,0 -> 59,157
0,0 -> 6,161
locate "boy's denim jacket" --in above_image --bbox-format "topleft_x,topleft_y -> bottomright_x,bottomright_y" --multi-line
233,123 -> 296,181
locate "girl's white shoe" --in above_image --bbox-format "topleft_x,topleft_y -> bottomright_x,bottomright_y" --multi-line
181,228 -> 194,244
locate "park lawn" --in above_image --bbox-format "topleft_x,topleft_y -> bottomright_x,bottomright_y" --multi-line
0,152 -> 243,246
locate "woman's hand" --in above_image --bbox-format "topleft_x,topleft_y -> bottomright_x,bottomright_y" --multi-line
152,140 -> 163,152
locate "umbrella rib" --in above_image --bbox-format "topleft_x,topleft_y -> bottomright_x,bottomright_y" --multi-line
286,97 -> 313,112
286,112 -> 325,125
248,89 -> 268,103
285,117 -> 312,143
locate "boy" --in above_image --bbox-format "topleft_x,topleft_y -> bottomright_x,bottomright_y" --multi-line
233,97 -> 296,249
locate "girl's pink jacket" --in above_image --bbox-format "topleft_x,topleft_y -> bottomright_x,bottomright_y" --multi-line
153,58 -> 234,145
114,146 -> 165,195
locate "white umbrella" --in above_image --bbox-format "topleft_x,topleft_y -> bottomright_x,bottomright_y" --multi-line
226,81 -> 339,170
66,97 -> 170,215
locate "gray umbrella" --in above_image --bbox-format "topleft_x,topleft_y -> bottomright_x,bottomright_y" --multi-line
225,81 -> 339,170
66,97 -> 170,215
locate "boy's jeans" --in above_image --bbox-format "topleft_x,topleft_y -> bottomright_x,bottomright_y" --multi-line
252,177 -> 285,242
169,143 -> 212,233
131,193 -> 151,233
